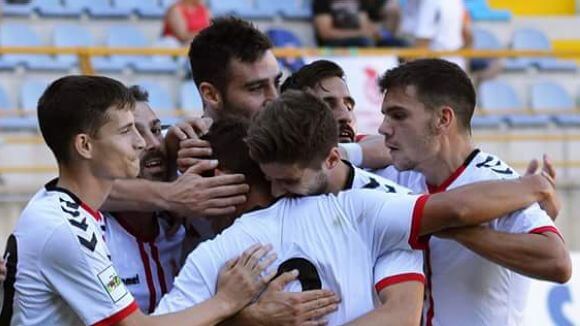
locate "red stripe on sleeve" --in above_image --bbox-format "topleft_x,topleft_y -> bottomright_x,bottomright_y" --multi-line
409,195 -> 430,250
375,273 -> 426,293
529,226 -> 563,240
92,300 -> 139,326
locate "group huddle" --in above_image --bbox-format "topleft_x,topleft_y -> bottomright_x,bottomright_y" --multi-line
0,17 -> 571,326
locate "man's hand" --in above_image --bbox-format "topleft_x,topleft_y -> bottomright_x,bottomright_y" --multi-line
215,244 -> 278,313
165,117 -> 213,173
178,138 -> 213,173
525,154 -> 560,220
163,160 -> 249,217
241,270 -> 340,325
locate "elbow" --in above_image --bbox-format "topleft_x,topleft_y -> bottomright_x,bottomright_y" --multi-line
551,253 -> 572,284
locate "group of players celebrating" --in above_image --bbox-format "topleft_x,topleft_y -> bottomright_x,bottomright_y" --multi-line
0,17 -> 572,326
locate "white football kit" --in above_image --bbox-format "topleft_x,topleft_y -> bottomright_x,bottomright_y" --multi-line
155,189 -> 427,324
380,149 -> 561,326
1,180 -> 137,326
104,212 -> 185,313
347,162 -> 425,292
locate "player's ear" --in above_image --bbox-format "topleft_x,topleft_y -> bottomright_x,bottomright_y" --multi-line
199,82 -> 222,111
73,133 -> 93,160
324,147 -> 342,169
435,106 -> 454,133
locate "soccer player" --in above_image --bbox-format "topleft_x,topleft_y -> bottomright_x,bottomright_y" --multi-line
102,85 -> 187,313
103,16 -> 281,221
281,59 -> 391,169
156,91 -> 557,325
377,58 -> 571,325
0,76 -> 275,325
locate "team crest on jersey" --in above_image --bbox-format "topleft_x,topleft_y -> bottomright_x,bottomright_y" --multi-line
98,265 -> 128,303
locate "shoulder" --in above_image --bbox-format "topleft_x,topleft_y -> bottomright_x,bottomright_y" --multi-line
467,151 -> 520,182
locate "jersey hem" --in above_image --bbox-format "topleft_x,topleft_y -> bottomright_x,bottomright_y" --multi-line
374,272 -> 426,293
92,300 -> 139,326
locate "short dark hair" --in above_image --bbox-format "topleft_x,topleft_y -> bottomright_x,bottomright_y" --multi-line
38,75 -> 134,164
378,59 -> 476,133
188,16 -> 272,93
281,60 -> 345,92
129,85 -> 149,102
246,90 -> 338,168
201,117 -> 266,185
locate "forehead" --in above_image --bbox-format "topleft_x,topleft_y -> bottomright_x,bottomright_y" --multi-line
100,106 -> 134,130
311,76 -> 350,98
382,85 -> 424,111
227,50 -> 280,84
133,101 -> 157,125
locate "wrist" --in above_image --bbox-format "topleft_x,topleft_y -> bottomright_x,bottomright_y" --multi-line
212,292 -> 239,320
154,181 -> 172,212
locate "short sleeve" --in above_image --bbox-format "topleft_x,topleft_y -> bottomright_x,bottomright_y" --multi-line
414,0 -> 439,39
40,223 -> 137,326
373,249 -> 425,294
496,203 -> 561,237
338,189 -> 429,256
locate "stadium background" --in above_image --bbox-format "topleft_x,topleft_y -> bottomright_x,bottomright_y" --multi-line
0,0 -> 578,324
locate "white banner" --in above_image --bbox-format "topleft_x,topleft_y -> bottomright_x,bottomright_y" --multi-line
524,253 -> 580,325
305,56 -> 398,135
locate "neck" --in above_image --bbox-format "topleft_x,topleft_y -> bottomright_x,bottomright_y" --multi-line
327,160 -> 350,195
213,184 -> 274,233
116,211 -> 157,239
56,164 -> 113,212
416,133 -> 474,187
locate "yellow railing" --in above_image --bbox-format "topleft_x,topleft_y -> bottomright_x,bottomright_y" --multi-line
0,46 -> 579,75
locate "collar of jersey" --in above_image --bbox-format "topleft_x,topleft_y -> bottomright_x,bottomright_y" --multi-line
45,178 -> 102,221
341,159 -> 356,190
426,148 -> 480,194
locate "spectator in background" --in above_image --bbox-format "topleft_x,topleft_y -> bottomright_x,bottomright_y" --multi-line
313,0 -> 376,47
362,0 -> 408,46
400,0 -> 466,69
162,0 -> 211,45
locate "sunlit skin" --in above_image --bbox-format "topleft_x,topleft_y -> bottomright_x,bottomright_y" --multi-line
90,108 -> 145,180
260,162 -> 330,198
310,76 -> 357,143
133,101 -> 168,182
220,50 -> 282,119
378,85 -> 441,173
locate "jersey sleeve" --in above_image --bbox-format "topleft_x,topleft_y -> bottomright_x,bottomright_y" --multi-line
373,249 -> 425,294
339,189 -> 430,256
414,0 -> 438,39
40,223 -> 137,326
495,203 -> 561,237
155,218 -> 266,315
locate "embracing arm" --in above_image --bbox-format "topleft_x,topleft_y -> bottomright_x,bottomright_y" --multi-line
420,174 -> 554,235
438,227 -> 571,284
346,281 -> 423,326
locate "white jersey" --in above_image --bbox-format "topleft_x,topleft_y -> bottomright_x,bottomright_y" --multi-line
155,189 -> 426,325
347,162 -> 425,292
104,212 -> 185,313
380,150 -> 560,326
2,180 -> 137,326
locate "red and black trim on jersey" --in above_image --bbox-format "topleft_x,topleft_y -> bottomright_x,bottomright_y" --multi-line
110,213 -> 169,313
45,178 -> 103,222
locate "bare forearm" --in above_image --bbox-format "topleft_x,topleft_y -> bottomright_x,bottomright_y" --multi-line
422,176 -> 548,235
219,304 -> 263,326
360,135 -> 392,169
347,282 -> 422,326
450,228 -> 571,283
103,179 -> 169,212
